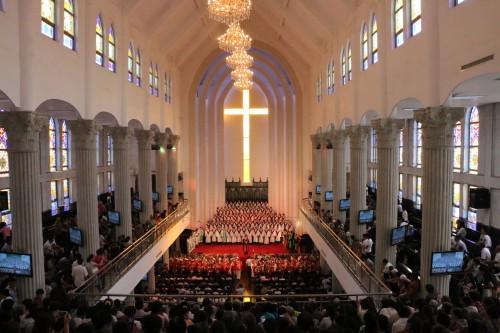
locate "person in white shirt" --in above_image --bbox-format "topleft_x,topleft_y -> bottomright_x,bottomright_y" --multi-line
478,227 -> 492,248
480,244 -> 491,261
72,258 -> 89,288
453,236 -> 468,253
401,209 -> 409,222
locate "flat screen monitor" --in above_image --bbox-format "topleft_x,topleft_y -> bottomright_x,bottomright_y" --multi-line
325,191 -> 333,202
358,209 -> 374,224
315,185 -> 321,194
390,226 -> 407,246
152,192 -> 160,202
0,191 -> 8,212
133,199 -> 143,212
431,251 -> 465,275
108,211 -> 121,225
0,252 -> 33,277
339,199 -> 350,211
69,227 -> 83,246
167,186 -> 174,194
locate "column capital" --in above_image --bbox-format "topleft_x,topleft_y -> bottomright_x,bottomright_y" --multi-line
135,129 -> 153,149
310,134 -> 322,148
331,129 -> 347,148
168,134 -> 180,147
321,132 -> 333,149
0,112 -> 47,152
155,132 -> 169,148
414,107 -> 464,148
108,126 -> 133,150
372,118 -> 405,148
346,125 -> 370,149
69,119 -> 100,150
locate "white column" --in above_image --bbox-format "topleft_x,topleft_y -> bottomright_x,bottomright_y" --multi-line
310,134 -> 322,204
109,126 -> 133,239
168,135 -> 180,205
347,125 -> 370,240
373,119 -> 405,274
320,134 -> 333,211
332,130 -> 347,222
416,107 -> 463,297
0,112 -> 46,300
70,119 -> 100,258
136,129 -> 153,223
155,132 -> 169,211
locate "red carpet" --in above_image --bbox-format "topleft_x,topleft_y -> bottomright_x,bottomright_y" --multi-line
192,243 -> 289,261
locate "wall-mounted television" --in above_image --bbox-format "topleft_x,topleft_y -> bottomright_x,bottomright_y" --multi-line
0,251 -> 33,277
390,226 -> 407,246
69,227 -> 83,246
431,251 -> 465,275
358,209 -> 374,224
132,199 -> 143,212
108,211 -> 121,225
315,185 -> 321,194
167,186 -> 174,194
339,199 -> 350,211
324,191 -> 333,202
152,192 -> 160,202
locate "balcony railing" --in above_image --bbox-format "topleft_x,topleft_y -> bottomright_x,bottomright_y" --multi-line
300,199 -> 391,295
73,201 -> 189,295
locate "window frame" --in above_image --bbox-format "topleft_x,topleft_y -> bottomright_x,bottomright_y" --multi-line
414,120 -> 422,168
341,48 -> 347,85
0,127 -> 9,177
410,0 -> 422,37
394,0 -> 405,47
415,176 -> 422,210
50,180 -> 59,216
107,25 -> 116,72
41,0 -> 57,40
127,43 -> 134,82
60,120 -> 70,171
347,42 -> 353,81
135,49 -> 142,87
95,15 -> 104,66
371,15 -> 379,64
63,0 -> 76,50
453,121 -> 462,172
466,107 -> 479,174
106,134 -> 113,166
49,117 -> 58,172
361,23 -> 369,71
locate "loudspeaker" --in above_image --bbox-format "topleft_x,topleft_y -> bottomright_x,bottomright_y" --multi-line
469,188 -> 490,209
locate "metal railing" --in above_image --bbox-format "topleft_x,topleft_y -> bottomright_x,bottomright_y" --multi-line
73,201 -> 189,295
300,199 -> 391,295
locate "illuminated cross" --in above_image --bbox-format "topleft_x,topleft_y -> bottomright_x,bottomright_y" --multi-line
224,89 -> 268,184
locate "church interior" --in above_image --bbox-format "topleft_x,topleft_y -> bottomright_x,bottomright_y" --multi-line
0,0 -> 500,332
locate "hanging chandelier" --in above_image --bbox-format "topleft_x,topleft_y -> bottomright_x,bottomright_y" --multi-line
231,67 -> 253,81
207,0 -> 252,24
218,22 -> 252,53
234,77 -> 253,90
226,49 -> 253,69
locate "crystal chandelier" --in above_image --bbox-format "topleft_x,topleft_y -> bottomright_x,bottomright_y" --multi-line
226,49 -> 253,69
218,22 -> 252,53
234,77 -> 253,90
207,0 -> 252,24
231,67 -> 253,81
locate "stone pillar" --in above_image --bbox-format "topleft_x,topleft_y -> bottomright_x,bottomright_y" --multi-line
416,107 -> 463,296
310,134 -> 322,205
109,127 -> 133,239
136,130 -> 154,223
155,132 -> 169,211
320,134 -> 333,212
347,125 -> 370,240
0,112 -> 46,300
332,130 -> 347,222
373,119 -> 405,274
168,135 -> 180,205
147,266 -> 156,293
70,119 -> 100,258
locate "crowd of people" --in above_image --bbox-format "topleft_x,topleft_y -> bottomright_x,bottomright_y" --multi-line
204,202 -> 293,244
187,230 -> 204,254
246,254 -> 320,278
168,255 -> 242,277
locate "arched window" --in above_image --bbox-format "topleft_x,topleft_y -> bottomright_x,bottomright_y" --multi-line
164,73 -> 168,102
453,121 -> 462,172
467,107 -> 479,174
370,128 -> 377,162
330,60 -> 335,94
361,24 -> 369,71
154,65 -> 159,97
135,49 -> 142,86
63,0 -> 76,50
149,63 -> 154,95
341,48 -> 346,85
95,15 -> 104,66
107,25 -> 116,72
107,134 -> 113,166
50,181 -> 58,216
0,128 -> 9,177
60,120 -> 70,170
452,182 -> 461,224
41,0 -> 56,39
394,0 -> 405,47
410,0 -> 422,36
399,129 -> 404,166
127,43 -> 134,82
49,117 -> 57,172
347,43 -> 352,81
326,62 -> 332,94
371,15 -> 379,64
414,120 -> 422,167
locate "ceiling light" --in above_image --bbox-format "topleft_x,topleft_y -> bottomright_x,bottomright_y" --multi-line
231,67 -> 253,81
208,0 -> 252,24
226,49 -> 253,69
218,22 -> 252,52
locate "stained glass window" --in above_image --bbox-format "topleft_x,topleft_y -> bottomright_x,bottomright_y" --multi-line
164,73 -> 168,102
50,180 -> 58,216
107,134 -> 113,166
415,121 -> 422,167
453,121 -> 462,172
398,173 -> 404,202
0,189 -> 11,228
108,26 -> 116,72
410,0 -> 422,36
63,178 -> 71,211
347,43 -> 352,81
0,128 -> 8,177
149,63 -> 154,95
415,176 -> 422,209
49,117 -> 57,172
399,129 -> 404,166
370,128 -> 377,162
128,43 -> 134,82
330,60 -> 335,94
361,24 -> 369,71
135,49 -> 142,86
371,15 -> 379,64
341,48 -> 346,85
369,168 -> 377,189
394,0 -> 405,47
61,120 -> 70,170
468,107 -> 479,173
326,62 -> 332,95
452,183 -> 461,224
41,0 -> 56,39
107,171 -> 113,192
96,15 -> 104,66
63,0 -> 76,49
154,65 -> 159,97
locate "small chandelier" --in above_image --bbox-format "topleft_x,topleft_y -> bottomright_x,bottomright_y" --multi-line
231,67 -> 253,81
207,0 -> 252,24
218,22 -> 252,53
226,49 -> 253,69
234,77 -> 253,90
